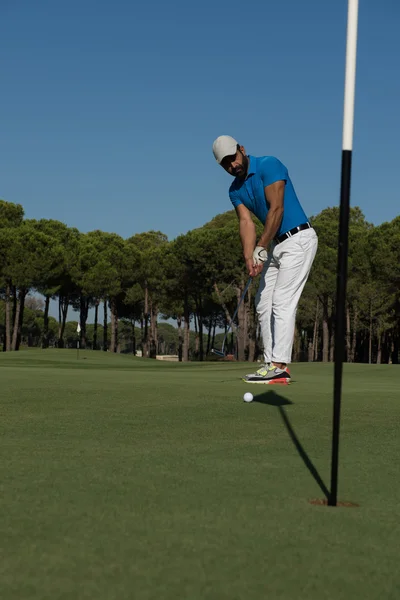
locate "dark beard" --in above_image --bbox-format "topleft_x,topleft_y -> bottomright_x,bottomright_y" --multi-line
233,153 -> 248,178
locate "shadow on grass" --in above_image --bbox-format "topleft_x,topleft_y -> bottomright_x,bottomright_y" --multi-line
254,390 -> 329,500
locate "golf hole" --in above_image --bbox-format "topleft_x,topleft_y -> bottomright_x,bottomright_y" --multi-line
308,499 -> 359,508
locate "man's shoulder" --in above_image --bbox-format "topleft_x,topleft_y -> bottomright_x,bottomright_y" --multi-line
254,156 -> 289,181
255,155 -> 287,169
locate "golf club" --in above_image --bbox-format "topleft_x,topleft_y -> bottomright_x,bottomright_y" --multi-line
211,276 -> 253,357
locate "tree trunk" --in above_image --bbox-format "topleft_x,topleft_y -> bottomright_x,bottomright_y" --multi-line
236,281 -> 246,361
368,302 -> 372,365
377,334 -> 382,364
384,334 -> 390,364
142,283 -> 149,358
197,297 -> 204,361
346,305 -> 351,362
110,308 -> 115,352
248,338 -> 256,362
214,282 -> 237,335
183,293 -> 190,362
103,300 -> 108,351
58,297 -> 62,345
206,318 -> 213,355
42,295 -> 50,349
12,286 -> 17,334
131,318 -> 136,355
149,301 -> 157,359
256,322 -> 262,358
58,295 -> 69,348
10,288 -> 27,351
292,327 -> 298,362
11,291 -> 22,351
5,282 -> 11,352
194,312 -> 199,356
15,290 -> 26,350
389,339 -> 394,364
110,298 -> 118,353
391,336 -> 399,365
311,297 -> 319,362
247,295 -> 257,363
177,316 -> 183,362
292,326 -> 300,362
93,301 -> 99,350
243,289 -> 249,360
244,287 -> 256,362
10,288 -> 25,351
329,327 -> 335,362
184,317 -> 190,361
322,298 -> 329,363
350,308 -> 358,363
211,319 -> 217,356
314,322 -> 319,362
79,295 -> 89,350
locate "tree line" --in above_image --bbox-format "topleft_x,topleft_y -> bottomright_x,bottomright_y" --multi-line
0,198 -> 399,363
0,294 -> 206,357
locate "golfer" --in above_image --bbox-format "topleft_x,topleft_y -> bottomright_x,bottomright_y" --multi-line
212,135 -> 318,384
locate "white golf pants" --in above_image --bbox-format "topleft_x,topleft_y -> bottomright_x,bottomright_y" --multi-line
255,227 -> 318,365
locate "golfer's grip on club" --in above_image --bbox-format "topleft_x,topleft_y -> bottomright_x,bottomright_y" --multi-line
246,245 -> 267,277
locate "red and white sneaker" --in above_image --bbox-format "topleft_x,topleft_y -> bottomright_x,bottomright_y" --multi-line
243,364 -> 291,385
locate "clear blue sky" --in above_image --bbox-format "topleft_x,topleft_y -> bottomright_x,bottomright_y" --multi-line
1,0 -> 399,244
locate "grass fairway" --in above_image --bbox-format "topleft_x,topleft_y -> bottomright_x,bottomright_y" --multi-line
1,350 -> 399,600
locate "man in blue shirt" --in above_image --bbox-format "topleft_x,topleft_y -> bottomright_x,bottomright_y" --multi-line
212,135 -> 318,384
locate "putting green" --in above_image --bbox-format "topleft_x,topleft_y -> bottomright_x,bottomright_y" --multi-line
1,350 -> 399,599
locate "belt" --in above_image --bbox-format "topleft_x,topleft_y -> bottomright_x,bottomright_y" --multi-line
274,222 -> 312,245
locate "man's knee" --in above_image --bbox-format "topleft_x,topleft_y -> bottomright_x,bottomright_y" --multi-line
272,296 -> 298,319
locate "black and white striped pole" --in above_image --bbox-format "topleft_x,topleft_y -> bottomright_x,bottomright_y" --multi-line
329,0 -> 359,507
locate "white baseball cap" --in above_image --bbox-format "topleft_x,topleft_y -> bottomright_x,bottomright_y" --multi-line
212,135 -> 238,164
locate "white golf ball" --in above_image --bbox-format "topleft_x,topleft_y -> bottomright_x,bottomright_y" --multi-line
243,392 -> 253,403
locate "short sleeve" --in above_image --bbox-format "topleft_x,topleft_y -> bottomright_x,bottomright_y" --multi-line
259,157 -> 288,187
229,188 -> 242,209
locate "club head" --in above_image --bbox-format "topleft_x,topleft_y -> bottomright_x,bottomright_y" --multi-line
211,349 -> 226,358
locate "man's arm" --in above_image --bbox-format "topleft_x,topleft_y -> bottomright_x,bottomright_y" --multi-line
235,204 -> 258,277
257,180 -> 285,248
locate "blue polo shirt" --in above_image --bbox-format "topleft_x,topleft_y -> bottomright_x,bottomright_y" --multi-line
229,155 -> 308,237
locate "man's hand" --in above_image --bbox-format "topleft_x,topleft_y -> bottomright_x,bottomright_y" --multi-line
245,247 -> 267,277
252,245 -> 268,265
245,245 -> 266,277
246,258 -> 263,277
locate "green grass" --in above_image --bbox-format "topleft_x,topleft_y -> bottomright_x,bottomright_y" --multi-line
1,350 -> 399,599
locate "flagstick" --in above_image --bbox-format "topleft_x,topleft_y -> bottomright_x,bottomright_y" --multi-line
329,0 -> 359,507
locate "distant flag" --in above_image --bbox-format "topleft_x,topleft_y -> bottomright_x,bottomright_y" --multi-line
77,323 -> 81,333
